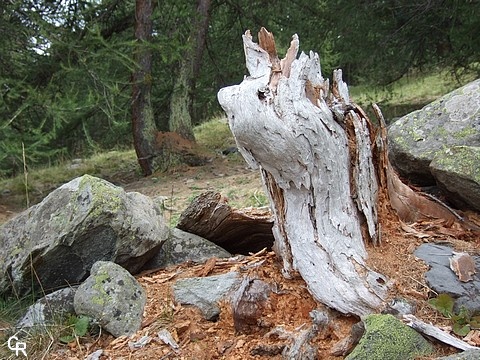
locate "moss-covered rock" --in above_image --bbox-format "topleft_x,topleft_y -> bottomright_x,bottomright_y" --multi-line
388,79 -> 480,185
430,146 -> 480,211
0,175 -> 169,296
345,314 -> 433,360
74,261 -> 146,337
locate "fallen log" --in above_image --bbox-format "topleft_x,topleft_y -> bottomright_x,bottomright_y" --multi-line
177,191 -> 274,255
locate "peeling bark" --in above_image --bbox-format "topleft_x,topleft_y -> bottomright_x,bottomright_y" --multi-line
217,28 -> 388,316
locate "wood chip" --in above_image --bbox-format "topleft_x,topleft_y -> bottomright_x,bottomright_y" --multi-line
449,252 -> 476,282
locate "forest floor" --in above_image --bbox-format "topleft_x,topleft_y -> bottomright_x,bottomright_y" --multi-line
1,142 -> 480,359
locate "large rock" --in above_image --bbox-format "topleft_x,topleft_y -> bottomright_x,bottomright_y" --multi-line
430,146 -> 480,211
74,261 -> 146,337
388,79 -> 480,186
141,228 -> 231,271
346,314 -> 433,360
0,175 -> 169,296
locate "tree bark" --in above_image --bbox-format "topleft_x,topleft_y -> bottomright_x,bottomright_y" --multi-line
168,0 -> 211,140
132,0 -> 157,176
217,28 -> 388,316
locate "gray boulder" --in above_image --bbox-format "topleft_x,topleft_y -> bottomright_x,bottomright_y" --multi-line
414,243 -> 480,313
74,261 -> 146,337
141,228 -> 232,270
16,287 -> 76,329
346,314 -> 433,360
0,175 -> 169,296
173,271 -> 241,321
436,350 -> 480,359
388,79 -> 480,186
430,146 -> 480,211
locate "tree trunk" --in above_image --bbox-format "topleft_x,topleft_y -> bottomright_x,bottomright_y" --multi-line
217,28 -> 389,316
132,0 -> 157,176
168,0 -> 211,140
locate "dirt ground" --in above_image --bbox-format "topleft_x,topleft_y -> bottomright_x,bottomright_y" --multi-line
1,153 -> 480,359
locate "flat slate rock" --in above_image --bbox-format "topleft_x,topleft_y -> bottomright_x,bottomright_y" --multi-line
16,287 -> 76,329
414,243 -> 480,313
173,272 -> 241,321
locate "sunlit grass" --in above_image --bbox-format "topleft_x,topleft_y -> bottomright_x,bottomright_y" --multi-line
350,70 -> 477,120
0,149 -> 139,210
194,116 -> 235,151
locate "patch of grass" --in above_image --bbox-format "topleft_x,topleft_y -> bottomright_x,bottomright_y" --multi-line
0,149 -> 138,210
194,117 -> 235,152
246,190 -> 269,207
0,295 -> 34,327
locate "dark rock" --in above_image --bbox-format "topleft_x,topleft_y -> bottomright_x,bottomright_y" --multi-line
250,343 -> 285,356
414,243 -> 480,313
388,79 -> 480,186
74,261 -> 146,337
141,228 -> 231,271
173,271 -> 241,321
0,175 -> 169,296
345,314 -> 433,360
430,146 -> 480,211
221,147 -> 238,155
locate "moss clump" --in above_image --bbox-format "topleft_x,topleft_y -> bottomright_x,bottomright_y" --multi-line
91,270 -> 112,306
345,314 -> 433,360
432,146 -> 480,183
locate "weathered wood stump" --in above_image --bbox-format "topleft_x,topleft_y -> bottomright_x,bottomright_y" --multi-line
217,28 -> 388,316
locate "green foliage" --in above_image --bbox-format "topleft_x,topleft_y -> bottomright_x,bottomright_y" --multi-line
428,293 -> 480,336
0,0 -> 478,176
325,0 -> 480,85
428,293 -> 454,317
59,315 -> 91,344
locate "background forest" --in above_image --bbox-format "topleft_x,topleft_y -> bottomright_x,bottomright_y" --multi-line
1,0 -> 479,177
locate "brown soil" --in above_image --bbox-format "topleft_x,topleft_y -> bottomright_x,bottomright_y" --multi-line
1,153 -> 479,359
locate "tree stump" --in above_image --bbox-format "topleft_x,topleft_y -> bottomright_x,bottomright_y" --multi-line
217,28 -> 389,316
